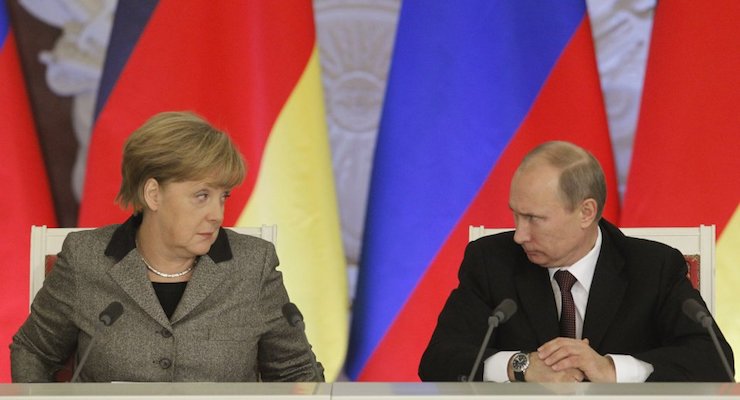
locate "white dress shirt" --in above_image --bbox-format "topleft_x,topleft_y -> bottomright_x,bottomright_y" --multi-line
483,228 -> 654,382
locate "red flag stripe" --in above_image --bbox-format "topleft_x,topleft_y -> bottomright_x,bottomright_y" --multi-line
80,1 -> 315,226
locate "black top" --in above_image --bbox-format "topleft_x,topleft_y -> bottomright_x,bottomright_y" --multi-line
152,282 -> 187,319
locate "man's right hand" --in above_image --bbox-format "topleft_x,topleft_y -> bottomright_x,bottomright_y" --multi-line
509,352 -> 585,382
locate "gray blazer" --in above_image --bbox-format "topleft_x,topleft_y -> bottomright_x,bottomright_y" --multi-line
11,216 -> 322,382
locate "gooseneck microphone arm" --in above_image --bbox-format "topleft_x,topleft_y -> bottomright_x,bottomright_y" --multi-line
70,301 -> 124,382
465,298 -> 517,382
682,298 -> 734,382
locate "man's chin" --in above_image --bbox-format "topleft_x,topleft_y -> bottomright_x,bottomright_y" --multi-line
526,253 -> 553,268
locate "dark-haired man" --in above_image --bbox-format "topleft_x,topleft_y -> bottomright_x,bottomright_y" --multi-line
419,141 -> 733,382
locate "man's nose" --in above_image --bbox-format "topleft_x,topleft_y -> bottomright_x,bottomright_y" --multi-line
513,224 -> 529,244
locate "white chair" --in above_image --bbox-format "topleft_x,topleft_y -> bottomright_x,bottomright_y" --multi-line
29,225 -> 277,307
468,225 -> 716,313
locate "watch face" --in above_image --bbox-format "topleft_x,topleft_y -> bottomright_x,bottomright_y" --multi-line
512,353 -> 529,372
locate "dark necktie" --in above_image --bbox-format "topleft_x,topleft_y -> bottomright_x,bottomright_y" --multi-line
554,269 -> 577,338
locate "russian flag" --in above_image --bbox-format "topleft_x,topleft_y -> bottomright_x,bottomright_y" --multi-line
78,0 -> 347,380
0,2 -> 57,381
346,1 -> 619,381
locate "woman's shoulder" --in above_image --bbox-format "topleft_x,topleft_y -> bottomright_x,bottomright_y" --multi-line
62,224 -> 121,250
222,228 -> 276,255
220,229 -> 278,270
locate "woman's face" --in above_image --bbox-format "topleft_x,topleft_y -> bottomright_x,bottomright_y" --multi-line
146,178 -> 231,258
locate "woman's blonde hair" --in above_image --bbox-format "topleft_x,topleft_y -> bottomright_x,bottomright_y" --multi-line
116,111 -> 246,213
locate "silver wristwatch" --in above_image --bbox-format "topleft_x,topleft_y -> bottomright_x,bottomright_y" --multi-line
511,352 -> 530,382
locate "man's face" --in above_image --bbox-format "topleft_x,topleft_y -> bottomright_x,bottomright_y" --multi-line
508,162 -> 594,268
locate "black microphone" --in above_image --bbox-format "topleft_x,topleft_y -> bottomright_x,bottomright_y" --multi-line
682,298 -> 734,382
70,301 -> 124,382
281,302 -> 324,381
682,297 -> 712,327
464,298 -> 517,381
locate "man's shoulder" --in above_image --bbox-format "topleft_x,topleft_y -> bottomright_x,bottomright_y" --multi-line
469,229 -> 518,251
466,230 -> 528,272
600,220 -> 678,255
600,221 -> 684,271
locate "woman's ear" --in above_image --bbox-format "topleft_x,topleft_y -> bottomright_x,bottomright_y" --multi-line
143,178 -> 161,211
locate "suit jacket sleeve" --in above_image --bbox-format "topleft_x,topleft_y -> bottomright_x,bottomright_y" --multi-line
11,233 -> 81,382
633,246 -> 734,381
419,238 -> 505,381
255,243 -> 324,382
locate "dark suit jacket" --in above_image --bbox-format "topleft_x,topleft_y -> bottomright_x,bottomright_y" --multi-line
419,219 -> 733,382
11,215 -> 322,382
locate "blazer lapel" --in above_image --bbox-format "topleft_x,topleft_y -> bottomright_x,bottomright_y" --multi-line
108,251 -> 171,328
170,256 -> 231,324
515,263 -> 560,345
582,235 -> 627,350
102,218 -> 236,327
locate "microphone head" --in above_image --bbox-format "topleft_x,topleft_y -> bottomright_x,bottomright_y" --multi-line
682,298 -> 710,325
99,301 -> 124,327
281,302 -> 303,327
491,298 -> 517,325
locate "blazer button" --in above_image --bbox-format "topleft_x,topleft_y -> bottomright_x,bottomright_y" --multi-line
160,328 -> 172,338
158,358 -> 172,369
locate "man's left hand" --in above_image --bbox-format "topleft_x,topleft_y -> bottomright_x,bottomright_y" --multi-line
537,338 -> 616,383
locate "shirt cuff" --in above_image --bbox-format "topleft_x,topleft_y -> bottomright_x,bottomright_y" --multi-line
483,351 -> 518,382
608,354 -> 654,382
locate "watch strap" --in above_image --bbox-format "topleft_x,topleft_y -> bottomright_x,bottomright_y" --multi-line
514,370 -> 526,382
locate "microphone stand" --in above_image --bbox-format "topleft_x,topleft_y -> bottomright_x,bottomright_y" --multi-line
466,314 -> 500,382
461,298 -> 517,382
683,298 -> 734,382
70,336 -> 98,382
705,320 -> 735,382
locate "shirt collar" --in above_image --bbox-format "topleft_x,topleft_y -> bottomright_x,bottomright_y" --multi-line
104,214 -> 233,264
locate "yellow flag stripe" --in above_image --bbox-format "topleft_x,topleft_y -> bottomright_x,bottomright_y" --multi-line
716,203 -> 740,380
237,46 -> 348,381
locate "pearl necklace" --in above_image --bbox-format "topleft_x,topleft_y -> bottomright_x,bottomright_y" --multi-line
139,253 -> 198,278
141,256 -> 197,278
136,241 -> 198,278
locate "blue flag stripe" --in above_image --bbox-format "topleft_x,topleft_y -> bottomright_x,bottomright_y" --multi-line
95,0 -> 158,120
1,2 -> 10,43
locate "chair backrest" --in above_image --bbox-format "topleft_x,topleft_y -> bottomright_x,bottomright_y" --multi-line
29,224 -> 277,307
468,225 -> 716,313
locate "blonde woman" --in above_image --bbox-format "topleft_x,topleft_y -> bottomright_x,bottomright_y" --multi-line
12,111 -> 322,382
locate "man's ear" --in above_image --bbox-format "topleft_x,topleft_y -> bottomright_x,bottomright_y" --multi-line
143,178 -> 161,211
580,198 -> 598,227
